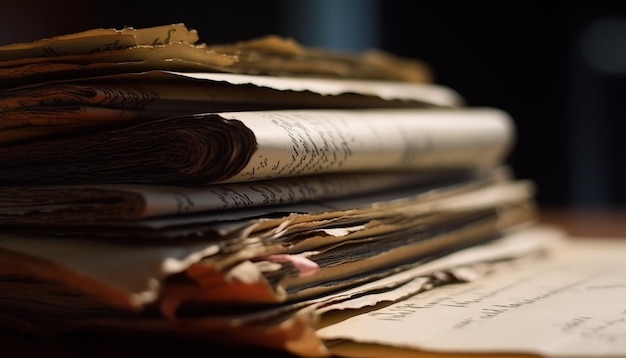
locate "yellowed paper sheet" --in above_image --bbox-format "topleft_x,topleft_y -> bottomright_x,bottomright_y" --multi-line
317,237 -> 626,358
0,24 -> 199,61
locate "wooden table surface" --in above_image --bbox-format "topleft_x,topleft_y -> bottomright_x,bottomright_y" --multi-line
2,207 -> 625,357
539,206 -> 626,238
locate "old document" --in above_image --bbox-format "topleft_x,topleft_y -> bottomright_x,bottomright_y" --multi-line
0,224 -> 558,357
0,23 -> 199,61
0,108 -> 513,185
317,237 -> 626,357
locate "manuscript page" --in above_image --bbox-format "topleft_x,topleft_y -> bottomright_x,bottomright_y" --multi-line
317,237 -> 626,357
221,108 -> 513,183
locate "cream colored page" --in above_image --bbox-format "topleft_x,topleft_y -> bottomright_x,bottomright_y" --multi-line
105,170 -> 502,231
219,108 -> 514,183
317,237 -> 626,357
136,172 -> 437,218
141,169 -> 511,220
170,72 -> 464,106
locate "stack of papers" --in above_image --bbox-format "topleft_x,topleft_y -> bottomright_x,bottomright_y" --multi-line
3,24 -> 621,357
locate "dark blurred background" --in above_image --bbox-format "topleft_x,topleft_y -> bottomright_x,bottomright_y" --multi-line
1,0 -> 625,209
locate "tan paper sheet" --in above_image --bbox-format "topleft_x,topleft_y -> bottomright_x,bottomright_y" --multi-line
318,237 -> 626,358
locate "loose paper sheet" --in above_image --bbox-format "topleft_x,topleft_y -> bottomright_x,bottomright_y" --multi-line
317,237 -> 626,357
